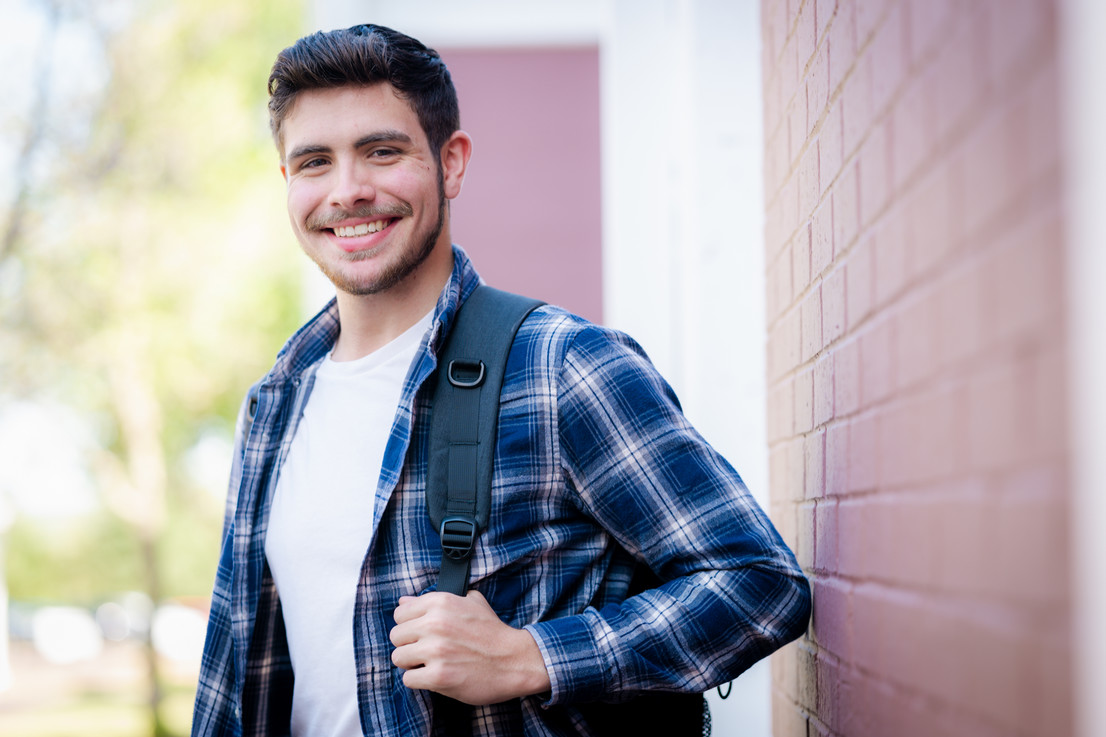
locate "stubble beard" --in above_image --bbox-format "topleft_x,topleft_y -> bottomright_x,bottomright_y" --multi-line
304,178 -> 447,297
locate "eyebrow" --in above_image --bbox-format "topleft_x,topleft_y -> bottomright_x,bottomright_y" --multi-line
286,130 -> 415,164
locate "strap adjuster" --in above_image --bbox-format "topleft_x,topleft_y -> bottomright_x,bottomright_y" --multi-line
448,360 -> 486,388
440,516 -> 477,560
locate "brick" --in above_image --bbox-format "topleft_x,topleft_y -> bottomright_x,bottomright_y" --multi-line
789,85 -> 809,169
872,207 -> 909,308
815,0 -> 836,47
859,118 -> 891,228
782,306 -> 802,373
811,202 -> 833,277
781,177 -> 800,240
874,402 -> 914,489
834,337 -> 860,417
788,436 -> 806,502
960,105 -> 1017,240
825,421 -> 849,494
795,367 -> 814,434
842,49 -> 873,158
799,142 -> 821,221
933,480 -> 999,594
797,0 -> 818,73
1026,342 -> 1069,464
814,498 -> 838,570
797,500 -> 816,568
812,577 -> 852,658
966,361 -> 1027,471
805,430 -> 826,498
937,258 -> 984,370
984,211 -> 1064,350
870,1 -> 908,117
808,44 -> 830,133
1016,57 -> 1062,190
770,443 -> 789,502
932,10 -> 986,147
814,352 -> 834,427
860,317 -> 895,407
908,0 -> 955,67
907,158 -> 959,279
796,641 -> 819,713
772,693 -> 808,737
891,74 -> 931,194
846,412 -> 877,492
767,380 -> 792,443
792,227 -> 812,297
827,0 -> 856,97
819,100 -> 844,194
991,466 -> 1070,605
822,264 -> 846,345
801,286 -> 823,363
855,0 -> 891,48
982,0 -> 1054,93
895,291 -> 939,393
840,495 -> 867,575
833,160 -> 860,252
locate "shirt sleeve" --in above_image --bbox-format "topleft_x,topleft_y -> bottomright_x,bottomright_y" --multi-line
191,390 -> 252,736
524,323 -> 811,704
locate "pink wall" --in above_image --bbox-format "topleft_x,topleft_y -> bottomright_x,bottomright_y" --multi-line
763,0 -> 1072,735
440,47 -> 603,324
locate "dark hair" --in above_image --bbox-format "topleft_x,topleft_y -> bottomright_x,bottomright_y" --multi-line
268,24 -> 460,158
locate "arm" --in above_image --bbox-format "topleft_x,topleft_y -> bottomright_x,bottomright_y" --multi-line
525,324 -> 811,704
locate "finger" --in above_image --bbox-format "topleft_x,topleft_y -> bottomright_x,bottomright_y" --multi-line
392,594 -> 430,625
391,641 -> 426,671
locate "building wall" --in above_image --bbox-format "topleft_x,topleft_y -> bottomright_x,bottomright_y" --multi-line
761,1 -> 1072,735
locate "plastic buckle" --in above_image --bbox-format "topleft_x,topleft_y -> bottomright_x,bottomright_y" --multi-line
440,516 -> 477,560
448,360 -> 486,388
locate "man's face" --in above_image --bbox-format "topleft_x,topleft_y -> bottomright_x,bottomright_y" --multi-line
280,84 -> 448,296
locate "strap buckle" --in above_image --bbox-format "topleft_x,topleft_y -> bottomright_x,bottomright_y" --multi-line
448,360 -> 486,388
440,516 -> 477,561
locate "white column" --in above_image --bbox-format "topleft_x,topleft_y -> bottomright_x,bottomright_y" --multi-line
602,2 -> 769,734
1061,1 -> 1106,736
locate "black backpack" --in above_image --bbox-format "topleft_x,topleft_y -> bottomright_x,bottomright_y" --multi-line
427,286 -> 710,737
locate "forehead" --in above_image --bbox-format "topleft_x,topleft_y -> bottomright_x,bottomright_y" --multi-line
281,84 -> 426,154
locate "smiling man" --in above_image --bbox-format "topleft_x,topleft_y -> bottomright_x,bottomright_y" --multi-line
191,24 -> 810,737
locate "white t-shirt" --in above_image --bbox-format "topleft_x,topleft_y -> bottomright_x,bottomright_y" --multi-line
265,311 -> 433,737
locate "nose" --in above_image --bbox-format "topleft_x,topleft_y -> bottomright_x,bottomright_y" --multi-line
329,160 -> 376,209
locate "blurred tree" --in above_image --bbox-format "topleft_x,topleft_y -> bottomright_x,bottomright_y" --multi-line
0,0 -> 307,733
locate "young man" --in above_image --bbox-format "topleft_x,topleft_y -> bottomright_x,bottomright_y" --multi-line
192,24 -> 810,737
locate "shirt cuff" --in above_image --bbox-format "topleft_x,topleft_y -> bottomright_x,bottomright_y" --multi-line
524,609 -> 619,706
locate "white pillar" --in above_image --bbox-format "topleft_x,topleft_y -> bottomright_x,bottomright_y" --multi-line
1061,1 -> 1106,736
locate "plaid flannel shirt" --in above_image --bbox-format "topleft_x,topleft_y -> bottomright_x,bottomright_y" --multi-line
191,245 -> 811,737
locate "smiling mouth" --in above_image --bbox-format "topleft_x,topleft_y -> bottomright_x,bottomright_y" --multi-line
332,219 -> 394,238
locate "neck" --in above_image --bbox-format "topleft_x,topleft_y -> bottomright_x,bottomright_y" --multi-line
330,242 -> 453,361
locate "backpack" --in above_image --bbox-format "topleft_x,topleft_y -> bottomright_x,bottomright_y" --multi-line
427,286 -> 711,736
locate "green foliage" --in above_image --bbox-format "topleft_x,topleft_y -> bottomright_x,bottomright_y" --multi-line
1,0 -> 309,601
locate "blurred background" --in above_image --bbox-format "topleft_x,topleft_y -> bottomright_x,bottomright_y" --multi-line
0,0 -> 310,734
0,0 -> 770,734
2,1 -> 1105,737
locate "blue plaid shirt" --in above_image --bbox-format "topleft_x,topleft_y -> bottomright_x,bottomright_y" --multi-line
191,246 -> 810,737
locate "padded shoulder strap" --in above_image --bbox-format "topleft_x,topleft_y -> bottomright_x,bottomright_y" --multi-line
427,285 -> 543,595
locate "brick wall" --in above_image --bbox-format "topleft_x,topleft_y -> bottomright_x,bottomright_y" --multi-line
761,1 -> 1072,735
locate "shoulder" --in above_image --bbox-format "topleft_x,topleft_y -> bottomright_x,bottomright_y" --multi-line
511,305 -> 649,368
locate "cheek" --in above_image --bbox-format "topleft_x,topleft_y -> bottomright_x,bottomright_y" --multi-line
286,181 -> 320,224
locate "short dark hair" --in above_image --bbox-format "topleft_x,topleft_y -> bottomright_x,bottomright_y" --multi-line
268,24 -> 460,159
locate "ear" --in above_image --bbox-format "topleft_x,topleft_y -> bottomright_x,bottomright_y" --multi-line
439,130 -> 473,200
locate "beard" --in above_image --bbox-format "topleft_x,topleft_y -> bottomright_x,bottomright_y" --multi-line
303,175 -> 447,297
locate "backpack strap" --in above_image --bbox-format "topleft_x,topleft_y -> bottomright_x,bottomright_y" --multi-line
427,285 -> 543,595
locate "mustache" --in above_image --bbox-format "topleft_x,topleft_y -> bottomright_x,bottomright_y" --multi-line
306,204 -> 413,231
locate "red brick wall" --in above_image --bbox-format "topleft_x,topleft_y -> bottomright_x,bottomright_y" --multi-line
762,1 -> 1072,735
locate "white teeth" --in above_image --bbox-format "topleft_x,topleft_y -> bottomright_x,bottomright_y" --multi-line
335,219 -> 389,237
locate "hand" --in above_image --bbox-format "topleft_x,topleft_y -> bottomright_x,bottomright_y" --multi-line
389,590 -> 552,705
